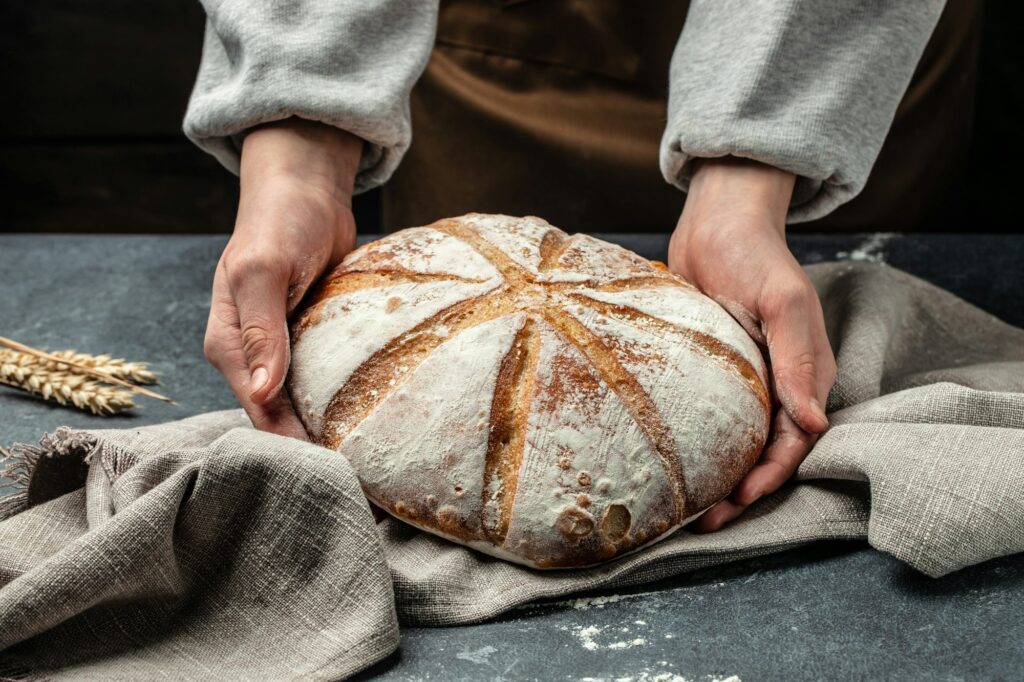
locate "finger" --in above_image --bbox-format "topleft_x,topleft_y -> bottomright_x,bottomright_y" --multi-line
729,410 -> 818,507
761,282 -> 830,434
687,409 -> 819,533
813,327 -> 838,409
223,250 -> 292,405
689,498 -> 747,533
713,295 -> 768,346
206,264 -> 309,441
225,360 -> 310,441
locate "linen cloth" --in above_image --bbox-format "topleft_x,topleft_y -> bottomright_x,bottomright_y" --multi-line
2,262 -> 1023,680
183,1 -> 945,221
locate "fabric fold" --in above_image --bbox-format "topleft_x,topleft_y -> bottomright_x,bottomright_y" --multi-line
1,421 -> 398,681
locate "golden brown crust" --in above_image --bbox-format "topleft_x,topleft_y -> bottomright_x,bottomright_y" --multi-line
430,218 -> 533,285
538,307 -> 686,521
317,290 -> 510,448
292,268 -> 487,341
482,318 -> 541,543
537,229 -> 571,272
565,293 -> 772,414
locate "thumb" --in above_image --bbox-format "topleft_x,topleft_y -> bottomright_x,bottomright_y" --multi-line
762,286 -> 830,434
228,259 -> 292,405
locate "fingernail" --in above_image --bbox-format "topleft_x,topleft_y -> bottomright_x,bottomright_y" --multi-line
250,366 -> 269,393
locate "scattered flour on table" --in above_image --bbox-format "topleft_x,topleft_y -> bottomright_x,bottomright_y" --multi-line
577,674 -> 741,682
835,233 -> 895,264
521,581 -> 732,614
572,625 -> 606,651
561,623 -> 650,651
455,645 -> 497,664
522,590 -> 660,612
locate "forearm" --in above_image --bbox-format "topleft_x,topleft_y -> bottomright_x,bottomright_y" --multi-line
661,0 -> 946,222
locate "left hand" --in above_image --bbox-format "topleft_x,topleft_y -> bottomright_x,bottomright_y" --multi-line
203,118 -> 363,440
668,157 -> 837,532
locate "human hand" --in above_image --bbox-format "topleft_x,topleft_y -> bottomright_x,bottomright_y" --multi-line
668,157 -> 836,532
204,118 -> 363,440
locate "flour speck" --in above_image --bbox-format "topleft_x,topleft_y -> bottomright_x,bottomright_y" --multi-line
835,233 -> 895,264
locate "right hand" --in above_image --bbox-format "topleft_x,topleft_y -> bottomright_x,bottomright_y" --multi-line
204,118 -> 364,440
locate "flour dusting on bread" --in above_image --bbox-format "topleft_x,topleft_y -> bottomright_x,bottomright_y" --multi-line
288,214 -> 770,569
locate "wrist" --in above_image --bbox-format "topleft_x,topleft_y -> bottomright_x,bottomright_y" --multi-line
670,158 -> 797,278
679,157 -> 796,238
240,117 -> 363,208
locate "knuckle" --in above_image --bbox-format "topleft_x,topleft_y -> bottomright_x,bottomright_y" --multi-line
778,351 -> 817,377
202,333 -> 225,369
202,336 -> 218,366
240,319 -> 281,361
763,279 -> 814,317
223,248 -> 285,286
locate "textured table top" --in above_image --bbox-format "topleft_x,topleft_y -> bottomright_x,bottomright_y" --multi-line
2,232 -> 1023,681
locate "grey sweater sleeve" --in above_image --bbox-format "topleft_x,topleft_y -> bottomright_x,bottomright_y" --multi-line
660,0 -> 946,222
183,1 -> 439,193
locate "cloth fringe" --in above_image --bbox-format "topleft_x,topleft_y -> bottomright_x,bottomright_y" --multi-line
0,428 -> 99,521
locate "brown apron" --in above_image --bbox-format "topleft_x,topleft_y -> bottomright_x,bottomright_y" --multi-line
381,0 -> 980,233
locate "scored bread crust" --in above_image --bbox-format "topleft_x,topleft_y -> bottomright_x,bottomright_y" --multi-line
288,214 -> 771,569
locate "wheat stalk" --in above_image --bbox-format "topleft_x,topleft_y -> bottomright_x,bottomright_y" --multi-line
0,336 -> 173,404
50,350 -> 157,384
0,360 -> 136,415
0,348 -> 158,385
0,337 -> 174,416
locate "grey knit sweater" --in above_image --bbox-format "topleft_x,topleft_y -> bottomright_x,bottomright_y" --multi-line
183,1 -> 946,222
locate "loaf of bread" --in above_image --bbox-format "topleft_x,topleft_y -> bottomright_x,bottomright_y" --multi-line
288,214 -> 770,568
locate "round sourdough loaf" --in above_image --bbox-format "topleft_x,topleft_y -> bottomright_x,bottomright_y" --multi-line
288,214 -> 770,568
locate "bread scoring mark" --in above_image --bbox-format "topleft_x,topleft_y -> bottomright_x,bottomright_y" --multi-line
324,268 -> 490,291
538,230 -> 570,272
482,317 -> 541,544
586,275 -> 696,293
292,269 -> 490,341
543,273 -> 692,295
538,308 -> 686,521
318,290 -> 513,449
566,293 -> 772,415
429,219 -> 533,285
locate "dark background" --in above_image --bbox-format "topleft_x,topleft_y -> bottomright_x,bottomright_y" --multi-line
0,1 -> 1020,234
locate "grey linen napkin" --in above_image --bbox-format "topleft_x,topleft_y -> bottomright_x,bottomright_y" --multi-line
2,262 -> 1023,680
